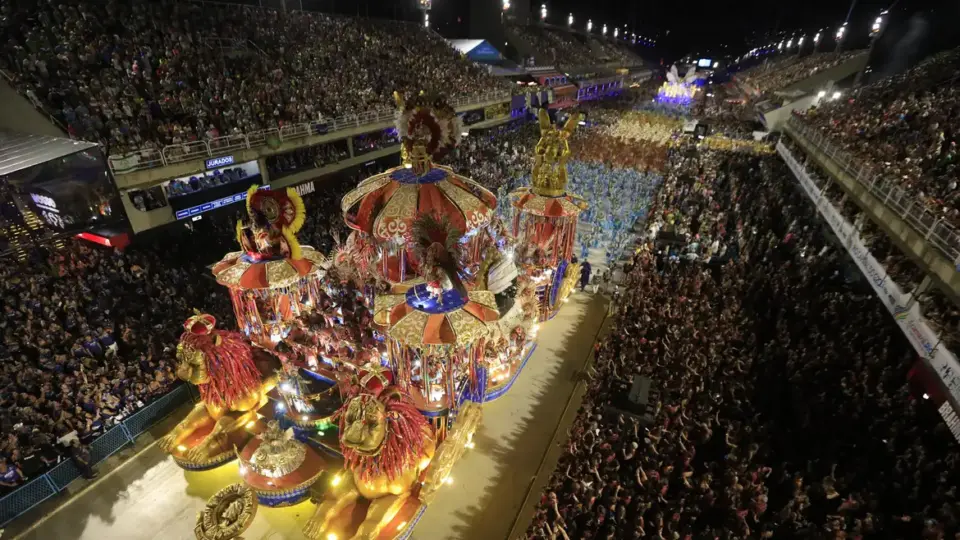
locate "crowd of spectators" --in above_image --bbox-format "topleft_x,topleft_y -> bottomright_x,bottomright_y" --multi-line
440,120 -> 539,192
510,24 -> 598,68
164,166 -> 250,198
1,0 -> 510,155
352,129 -> 400,156
266,140 -> 349,180
795,48 -> 960,224
781,136 -> 960,353
694,84 -> 759,140
0,235 -> 232,487
737,51 -> 865,96
528,143 -> 960,539
0,155 -> 370,489
588,37 -> 643,66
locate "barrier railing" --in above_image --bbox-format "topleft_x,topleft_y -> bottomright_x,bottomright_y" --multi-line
786,116 -> 960,265
107,90 -> 513,175
0,384 -> 195,527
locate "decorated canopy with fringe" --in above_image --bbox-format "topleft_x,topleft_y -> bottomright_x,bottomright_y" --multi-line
212,248 -> 328,290
510,188 -> 588,218
373,285 -> 499,348
341,165 -> 497,242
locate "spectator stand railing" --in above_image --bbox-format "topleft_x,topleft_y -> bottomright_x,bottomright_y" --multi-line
0,384 -> 198,528
108,90 -> 513,175
786,115 -> 960,267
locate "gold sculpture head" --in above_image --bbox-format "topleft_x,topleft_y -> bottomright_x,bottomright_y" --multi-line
177,343 -> 211,385
531,109 -> 581,197
340,395 -> 388,456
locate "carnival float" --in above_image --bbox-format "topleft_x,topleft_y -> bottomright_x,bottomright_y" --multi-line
157,92 -> 584,540
657,64 -> 703,106
510,109 -> 586,321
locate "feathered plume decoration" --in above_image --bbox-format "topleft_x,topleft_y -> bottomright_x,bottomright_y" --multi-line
410,213 -> 468,299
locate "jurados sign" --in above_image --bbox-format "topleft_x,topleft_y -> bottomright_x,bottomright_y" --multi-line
205,155 -> 235,170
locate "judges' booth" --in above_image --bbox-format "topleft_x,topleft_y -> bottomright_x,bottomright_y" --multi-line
0,131 -> 127,258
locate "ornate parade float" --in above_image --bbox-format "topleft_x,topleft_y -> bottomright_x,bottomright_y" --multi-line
510,109 -> 586,321
657,64 -> 702,106
159,92 -> 582,540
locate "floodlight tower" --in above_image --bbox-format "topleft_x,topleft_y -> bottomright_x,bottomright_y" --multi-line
419,0 -> 431,28
856,8 -> 893,86
834,22 -> 847,52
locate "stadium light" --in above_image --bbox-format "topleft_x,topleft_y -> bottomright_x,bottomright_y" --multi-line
502,0 -> 510,11
568,13 -> 573,26
540,4 -> 547,21
424,12 -> 429,28
871,11 -> 887,36
814,32 -> 821,43
798,35 -> 805,46
831,91 -> 841,100
817,90 -> 826,98
587,19 -> 592,32
614,28 -> 619,38
786,38 -> 793,48
836,22 -> 847,41
602,24 -> 607,35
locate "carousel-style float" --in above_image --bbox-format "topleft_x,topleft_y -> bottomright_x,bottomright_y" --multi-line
341,92 -> 538,403
340,92 -> 497,285
213,186 -> 349,446
510,109 -> 586,321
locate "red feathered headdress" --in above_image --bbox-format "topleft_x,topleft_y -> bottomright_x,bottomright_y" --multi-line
338,387 -> 429,483
178,313 -> 262,409
245,186 -> 307,259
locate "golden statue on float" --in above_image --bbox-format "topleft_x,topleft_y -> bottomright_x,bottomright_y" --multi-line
303,382 -> 436,540
531,108 -> 580,197
158,313 -> 275,469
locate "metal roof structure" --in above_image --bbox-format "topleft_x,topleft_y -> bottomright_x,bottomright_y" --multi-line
0,131 -> 99,177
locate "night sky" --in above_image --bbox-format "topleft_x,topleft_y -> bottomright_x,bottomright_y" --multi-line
303,0 -> 956,65
534,0 -> 951,61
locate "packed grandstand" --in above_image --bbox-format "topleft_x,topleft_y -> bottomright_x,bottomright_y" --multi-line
0,1 -> 959,539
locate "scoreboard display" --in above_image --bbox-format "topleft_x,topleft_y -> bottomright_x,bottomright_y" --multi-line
8,147 -> 121,233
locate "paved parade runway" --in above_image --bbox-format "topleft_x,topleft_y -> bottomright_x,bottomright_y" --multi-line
15,293 -> 607,540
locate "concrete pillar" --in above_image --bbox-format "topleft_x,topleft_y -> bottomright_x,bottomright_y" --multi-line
910,276 -> 934,305
347,136 -> 355,159
258,157 -> 271,186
